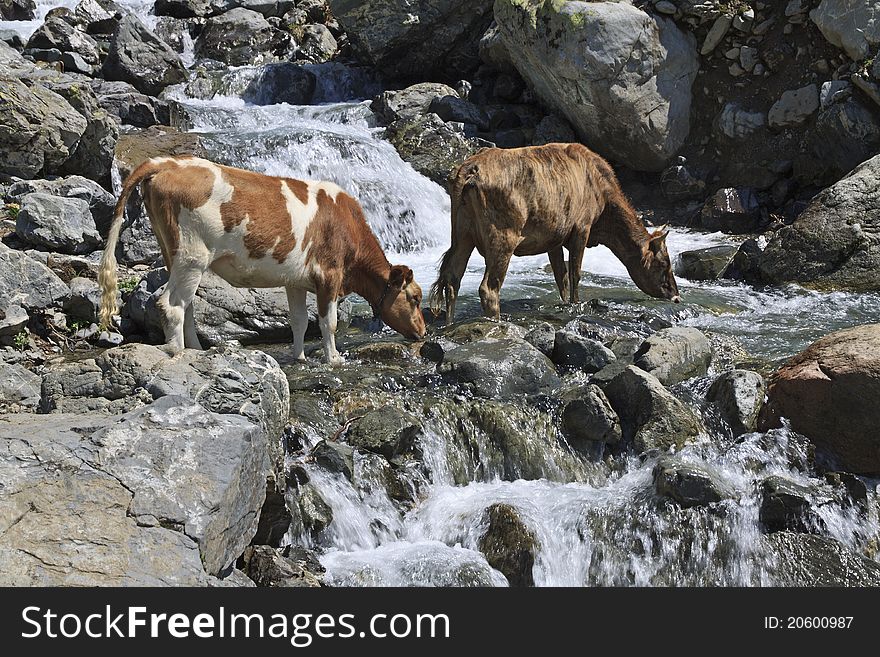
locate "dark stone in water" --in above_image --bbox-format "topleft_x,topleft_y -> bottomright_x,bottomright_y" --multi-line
700,187 -> 761,234
478,503 -> 538,587
311,440 -> 353,481
767,532 -> 880,586
241,62 -> 316,105
560,384 -> 621,447
675,245 -> 738,281
759,475 -> 826,534
251,481 -> 292,547
824,472 -> 869,513
552,330 -> 616,373
653,456 -> 734,508
345,406 -> 423,461
241,545 -> 323,587
524,322 -> 555,357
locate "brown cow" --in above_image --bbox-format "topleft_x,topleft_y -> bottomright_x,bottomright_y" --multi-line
429,143 -> 681,321
98,157 -> 426,364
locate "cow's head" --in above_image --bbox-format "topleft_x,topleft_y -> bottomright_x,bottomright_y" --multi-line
628,227 -> 681,303
379,265 -> 427,339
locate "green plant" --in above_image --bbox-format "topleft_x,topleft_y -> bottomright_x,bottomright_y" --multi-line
4,203 -> 20,220
13,330 -> 28,351
118,276 -> 140,294
68,319 -> 87,334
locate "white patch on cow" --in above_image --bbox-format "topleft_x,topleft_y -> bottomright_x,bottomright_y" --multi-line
311,180 -> 342,201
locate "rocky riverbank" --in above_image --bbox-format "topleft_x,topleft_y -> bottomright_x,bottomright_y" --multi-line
2,0 -> 880,586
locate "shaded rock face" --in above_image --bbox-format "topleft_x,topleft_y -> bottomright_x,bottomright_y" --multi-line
675,245 -> 737,281
0,0 -> 35,20
6,175 -> 115,236
767,532 -> 880,586
0,78 -> 88,179
15,193 -> 102,255
0,396 -> 269,585
0,243 -> 70,312
195,7 -> 290,65
560,384 -> 622,447
758,154 -> 880,292
328,0 -> 494,81
494,0 -> 699,171
758,324 -> 880,475
600,365 -> 704,453
699,188 -> 761,234
478,503 -> 538,587
345,406 -> 423,460
759,475 -> 824,534
552,331 -> 616,373
103,14 -> 187,97
371,82 -> 459,124
707,369 -> 765,437
633,327 -> 711,386
810,0 -> 880,60
437,337 -> 561,398
241,545 -> 324,587
26,15 -> 101,64
653,456 -> 734,509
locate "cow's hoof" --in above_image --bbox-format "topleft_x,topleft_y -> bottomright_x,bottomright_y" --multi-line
327,354 -> 345,367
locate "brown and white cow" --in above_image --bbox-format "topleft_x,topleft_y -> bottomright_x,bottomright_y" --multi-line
429,143 -> 681,322
98,157 -> 426,364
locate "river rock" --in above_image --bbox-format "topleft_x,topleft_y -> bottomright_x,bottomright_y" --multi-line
653,455 -> 734,508
524,321 -> 555,356
700,188 -> 761,234
717,102 -> 766,139
494,0 -> 699,171
70,0 -> 123,35
0,303 -> 28,339
241,545 -> 324,587
600,365 -> 705,452
759,154 -> 880,292
328,0 -> 493,80
384,113 -> 481,189
6,175 -> 116,235
810,0 -> 880,60
552,331 -> 616,373
94,80 -> 172,128
0,0 -> 35,19
311,440 -> 354,481
478,503 -> 538,587
675,245 -> 738,281
371,82 -> 459,124
15,193 -> 102,255
758,324 -> 880,475
0,361 -> 41,408
195,7 -> 290,66
0,243 -> 70,311
767,531 -> 880,586
437,337 -> 561,398
560,384 -> 622,446
0,410 -> 214,586
155,0 -> 296,18
103,14 -> 186,97
26,15 -> 101,64
531,114 -> 576,146
294,483 -> 333,534
240,62 -> 317,105
479,20 -> 513,72
759,475 -> 824,534
63,276 -> 105,323
707,369 -> 765,436
768,85 -> 819,129
428,95 -> 489,131
0,78 -> 88,179
633,327 -> 711,386
298,23 -> 337,63
345,406 -> 423,460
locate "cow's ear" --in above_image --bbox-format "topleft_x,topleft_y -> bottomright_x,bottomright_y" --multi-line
389,265 -> 413,289
648,231 -> 668,254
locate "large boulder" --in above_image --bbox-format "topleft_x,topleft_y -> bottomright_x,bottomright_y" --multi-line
0,395 -> 269,584
437,337 -> 561,398
767,531 -> 880,586
675,245 -> 738,281
478,503 -> 538,587
560,384 -> 622,447
345,406 -> 423,460
707,369 -> 765,436
0,361 -> 41,408
70,0 -> 124,35
0,243 -> 70,312
15,193 -> 102,255
653,455 -> 734,509
371,82 -> 459,124
103,14 -> 187,97
758,324 -> 880,475
6,175 -> 116,235
599,365 -> 704,453
240,545 -> 324,587
552,331 -> 616,373
494,0 -> 699,171
0,78 -> 88,179
328,0 -> 494,80
758,154 -> 880,292
26,15 -> 101,64
194,7 -> 290,66
1,0 -> 35,20
633,327 -> 711,386
810,0 -> 880,60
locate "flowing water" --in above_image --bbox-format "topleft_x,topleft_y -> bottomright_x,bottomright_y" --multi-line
6,3 -> 880,585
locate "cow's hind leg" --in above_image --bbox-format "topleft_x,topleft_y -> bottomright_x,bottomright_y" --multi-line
548,246 -> 569,303
437,236 -> 474,324
184,304 -> 202,349
286,286 -> 308,362
315,286 -> 343,366
567,237 -> 587,304
158,257 -> 209,354
479,249 -> 513,320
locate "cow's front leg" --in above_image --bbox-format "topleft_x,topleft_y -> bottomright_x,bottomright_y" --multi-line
548,246 -> 569,303
479,249 -> 513,320
315,288 -> 343,366
286,286 -> 308,362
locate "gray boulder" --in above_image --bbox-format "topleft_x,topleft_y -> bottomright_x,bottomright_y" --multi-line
26,15 -> 101,64
63,276 -> 108,323
560,384 -> 622,446
328,0 -> 493,80
0,243 -> 70,311
298,23 -> 337,63
0,361 -> 41,408
94,80 -> 172,128
768,84 -> 819,130
70,0 -> 123,35
371,82 -> 459,124
240,63 -> 317,106
760,475 -> 824,534
523,321 -> 555,356
552,331 -> 616,373
706,369 -> 765,436
241,545 -> 324,587
478,503 -> 538,587
345,406 -> 423,460
195,8 -> 289,66
16,193 -> 102,254
633,327 -> 711,386
428,95 -> 490,131
0,78 -> 87,179
653,455 -> 734,508
437,337 -> 561,398
600,365 -> 705,452
810,0 -> 880,60
767,532 -> 880,586
0,303 -> 29,339
0,0 -> 35,20
6,175 -> 116,235
675,245 -> 738,281
759,153 -> 880,291
494,0 -> 699,171
103,14 -> 187,96
717,102 -> 766,139
700,188 -> 761,234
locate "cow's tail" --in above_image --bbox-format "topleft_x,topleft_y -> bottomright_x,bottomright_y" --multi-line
98,159 -> 162,330
429,164 -> 474,321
